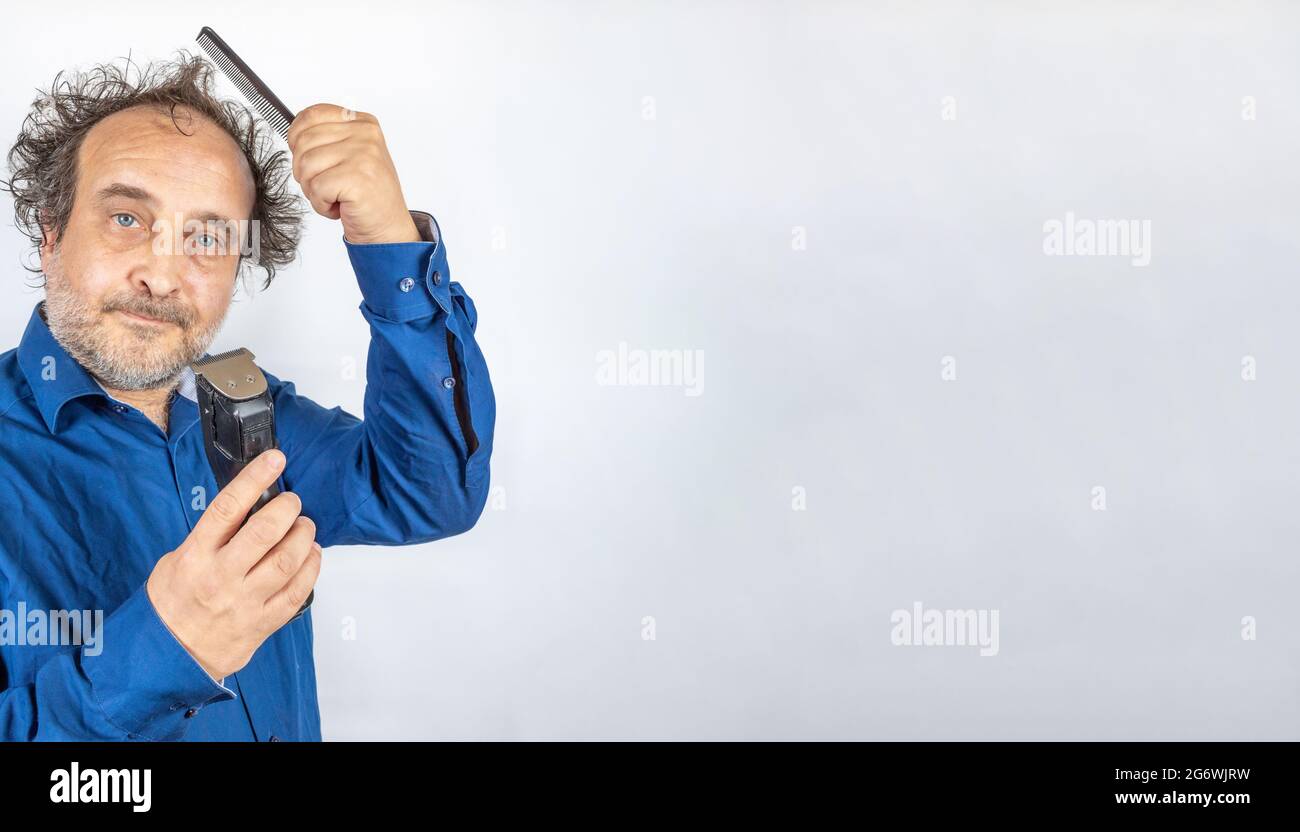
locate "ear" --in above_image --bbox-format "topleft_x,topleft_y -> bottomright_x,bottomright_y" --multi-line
37,211 -> 59,266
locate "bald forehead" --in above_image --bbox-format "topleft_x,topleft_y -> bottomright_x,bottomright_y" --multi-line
78,104 -> 255,213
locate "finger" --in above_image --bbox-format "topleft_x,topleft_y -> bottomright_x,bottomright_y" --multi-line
264,541 -> 322,625
286,103 -> 345,151
287,104 -> 376,152
289,121 -> 375,160
188,449 -> 286,551
302,163 -> 356,219
292,139 -> 351,191
243,515 -> 317,600
222,490 -> 304,575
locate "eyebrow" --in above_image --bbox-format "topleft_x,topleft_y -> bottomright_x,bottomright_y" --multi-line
92,182 -> 238,225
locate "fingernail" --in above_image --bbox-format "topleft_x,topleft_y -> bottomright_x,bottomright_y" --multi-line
265,450 -> 285,471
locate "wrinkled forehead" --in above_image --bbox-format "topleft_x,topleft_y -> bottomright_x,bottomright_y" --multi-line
76,104 -> 256,221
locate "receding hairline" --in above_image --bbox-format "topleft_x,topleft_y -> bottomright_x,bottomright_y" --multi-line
75,104 -> 257,215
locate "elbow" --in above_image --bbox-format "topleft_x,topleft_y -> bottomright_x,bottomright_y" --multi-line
448,440 -> 493,537
402,456 -> 491,544
319,441 -> 492,548
446,468 -> 490,538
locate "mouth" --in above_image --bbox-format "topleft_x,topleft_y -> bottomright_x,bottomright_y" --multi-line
116,309 -> 173,327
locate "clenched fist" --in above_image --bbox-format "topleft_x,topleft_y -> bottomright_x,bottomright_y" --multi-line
286,103 -> 422,244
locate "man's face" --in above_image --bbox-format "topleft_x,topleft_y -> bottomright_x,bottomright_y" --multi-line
39,104 -> 256,391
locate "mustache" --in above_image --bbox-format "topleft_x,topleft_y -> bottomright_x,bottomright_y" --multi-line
105,300 -> 191,327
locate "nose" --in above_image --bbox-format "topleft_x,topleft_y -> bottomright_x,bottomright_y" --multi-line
128,242 -> 187,301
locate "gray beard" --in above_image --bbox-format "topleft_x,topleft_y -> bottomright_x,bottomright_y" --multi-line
40,256 -> 226,392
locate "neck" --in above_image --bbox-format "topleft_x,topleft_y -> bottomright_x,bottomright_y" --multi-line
99,380 -> 177,432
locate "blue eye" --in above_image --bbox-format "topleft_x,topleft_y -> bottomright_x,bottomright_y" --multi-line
112,213 -> 138,228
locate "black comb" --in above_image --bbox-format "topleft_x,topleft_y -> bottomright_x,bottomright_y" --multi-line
196,26 -> 296,139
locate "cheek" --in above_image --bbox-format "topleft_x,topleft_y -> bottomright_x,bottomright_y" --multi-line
52,230 -> 136,292
187,280 -> 235,326
77,214 -> 150,264
50,252 -> 118,305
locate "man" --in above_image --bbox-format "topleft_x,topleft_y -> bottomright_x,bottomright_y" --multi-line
0,53 -> 494,740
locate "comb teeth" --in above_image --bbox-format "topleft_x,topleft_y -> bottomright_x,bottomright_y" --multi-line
196,27 -> 295,139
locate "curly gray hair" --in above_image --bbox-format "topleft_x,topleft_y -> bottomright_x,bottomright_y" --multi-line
0,50 -> 304,291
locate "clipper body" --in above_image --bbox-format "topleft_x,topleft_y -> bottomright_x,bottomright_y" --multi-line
191,348 -> 313,619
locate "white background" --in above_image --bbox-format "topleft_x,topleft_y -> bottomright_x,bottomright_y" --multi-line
1,1 -> 1297,739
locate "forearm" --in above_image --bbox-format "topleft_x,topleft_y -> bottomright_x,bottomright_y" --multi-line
273,210 -> 495,548
1,581 -> 235,740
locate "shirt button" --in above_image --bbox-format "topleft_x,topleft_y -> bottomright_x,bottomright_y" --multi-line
432,270 -> 442,286
113,404 -> 127,413
269,735 -> 281,742
398,277 -> 415,292
442,377 -> 456,390
184,708 -> 198,719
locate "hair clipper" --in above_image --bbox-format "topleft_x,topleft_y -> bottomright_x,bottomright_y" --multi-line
190,348 -> 313,620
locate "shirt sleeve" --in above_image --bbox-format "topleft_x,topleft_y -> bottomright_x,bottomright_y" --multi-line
266,209 -> 495,547
0,581 -> 236,740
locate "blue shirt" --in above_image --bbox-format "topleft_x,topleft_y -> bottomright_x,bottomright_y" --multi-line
0,209 -> 494,741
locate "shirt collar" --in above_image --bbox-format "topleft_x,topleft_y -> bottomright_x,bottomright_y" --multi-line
17,300 -> 200,435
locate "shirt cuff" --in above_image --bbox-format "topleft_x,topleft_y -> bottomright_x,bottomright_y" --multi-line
343,209 -> 452,322
82,581 -> 237,741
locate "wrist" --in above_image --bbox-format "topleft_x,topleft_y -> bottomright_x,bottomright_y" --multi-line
145,569 -> 223,680
344,212 -> 423,245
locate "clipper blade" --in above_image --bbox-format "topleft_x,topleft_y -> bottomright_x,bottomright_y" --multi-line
190,347 -> 269,400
